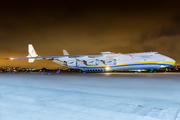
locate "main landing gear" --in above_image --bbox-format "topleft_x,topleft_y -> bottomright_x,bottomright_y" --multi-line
85,69 -> 105,73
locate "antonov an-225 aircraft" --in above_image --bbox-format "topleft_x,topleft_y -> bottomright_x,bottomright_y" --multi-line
9,44 -> 176,72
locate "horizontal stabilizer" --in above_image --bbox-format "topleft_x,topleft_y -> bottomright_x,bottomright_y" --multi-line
29,59 -> 35,63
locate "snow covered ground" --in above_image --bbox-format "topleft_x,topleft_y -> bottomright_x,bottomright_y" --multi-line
0,72 -> 180,120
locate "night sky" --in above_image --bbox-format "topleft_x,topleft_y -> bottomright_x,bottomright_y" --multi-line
0,0 -> 180,68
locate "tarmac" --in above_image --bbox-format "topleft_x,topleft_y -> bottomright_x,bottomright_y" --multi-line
0,72 -> 180,120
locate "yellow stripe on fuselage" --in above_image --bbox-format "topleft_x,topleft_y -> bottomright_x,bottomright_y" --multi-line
87,61 -> 175,67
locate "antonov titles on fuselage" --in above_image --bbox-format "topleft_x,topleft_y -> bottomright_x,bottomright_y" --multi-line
9,44 -> 176,72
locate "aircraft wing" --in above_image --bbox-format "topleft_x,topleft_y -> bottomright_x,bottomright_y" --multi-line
7,54 -> 104,60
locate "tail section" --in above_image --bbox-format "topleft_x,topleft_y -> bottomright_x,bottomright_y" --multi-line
27,44 -> 38,63
63,50 -> 69,55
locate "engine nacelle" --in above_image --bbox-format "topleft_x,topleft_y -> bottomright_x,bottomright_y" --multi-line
86,59 -> 99,66
66,60 -> 80,66
104,59 -> 117,65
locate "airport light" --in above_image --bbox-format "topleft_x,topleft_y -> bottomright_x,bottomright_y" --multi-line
105,67 -> 110,71
160,65 -> 166,68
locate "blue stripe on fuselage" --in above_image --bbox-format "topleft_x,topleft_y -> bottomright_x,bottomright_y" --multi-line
72,63 -> 173,69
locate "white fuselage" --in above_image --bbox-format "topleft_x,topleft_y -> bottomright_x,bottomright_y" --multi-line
11,45 -> 176,72
55,52 -> 175,72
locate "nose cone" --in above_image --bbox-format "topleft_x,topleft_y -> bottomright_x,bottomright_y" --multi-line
172,59 -> 176,63
159,55 -> 176,68
169,57 -> 176,63
167,57 -> 176,65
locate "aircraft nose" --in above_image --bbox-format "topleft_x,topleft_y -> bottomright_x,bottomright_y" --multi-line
172,59 -> 176,63
168,57 -> 176,64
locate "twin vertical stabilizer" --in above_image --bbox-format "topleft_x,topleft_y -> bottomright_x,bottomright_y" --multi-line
27,44 -> 38,63
63,50 -> 69,55
27,44 -> 69,63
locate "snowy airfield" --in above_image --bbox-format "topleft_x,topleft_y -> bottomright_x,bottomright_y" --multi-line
0,72 -> 180,120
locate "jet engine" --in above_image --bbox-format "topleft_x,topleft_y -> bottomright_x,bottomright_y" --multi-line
66,60 -> 80,66
104,59 -> 117,65
86,59 -> 99,66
